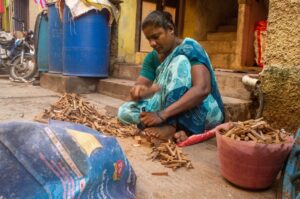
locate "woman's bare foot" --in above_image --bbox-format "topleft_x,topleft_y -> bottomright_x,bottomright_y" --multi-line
144,125 -> 176,145
174,130 -> 188,143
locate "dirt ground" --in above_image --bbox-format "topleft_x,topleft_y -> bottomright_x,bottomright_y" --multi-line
0,77 -> 277,199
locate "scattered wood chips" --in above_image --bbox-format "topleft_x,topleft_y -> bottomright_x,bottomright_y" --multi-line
34,93 -> 137,137
148,140 -> 194,171
220,118 -> 291,144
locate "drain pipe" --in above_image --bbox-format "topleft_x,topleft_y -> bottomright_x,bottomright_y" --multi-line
242,75 -> 264,119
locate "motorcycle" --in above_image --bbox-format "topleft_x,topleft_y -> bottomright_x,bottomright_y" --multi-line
0,17 -> 37,82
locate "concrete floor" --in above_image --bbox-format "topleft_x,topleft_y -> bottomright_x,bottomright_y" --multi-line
0,77 -> 277,199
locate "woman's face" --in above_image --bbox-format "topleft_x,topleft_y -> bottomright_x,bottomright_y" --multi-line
143,25 -> 175,55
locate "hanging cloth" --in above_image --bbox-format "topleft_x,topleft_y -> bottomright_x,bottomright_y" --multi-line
254,20 -> 267,68
0,0 -> 5,14
34,0 -> 46,9
65,0 -> 119,25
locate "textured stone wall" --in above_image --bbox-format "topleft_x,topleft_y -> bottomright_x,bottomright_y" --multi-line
264,0 -> 300,67
261,66 -> 300,132
260,0 -> 300,132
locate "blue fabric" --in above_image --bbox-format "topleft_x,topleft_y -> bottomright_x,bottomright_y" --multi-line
118,38 -> 224,134
282,128 -> 300,199
0,120 -> 136,199
174,38 -> 224,114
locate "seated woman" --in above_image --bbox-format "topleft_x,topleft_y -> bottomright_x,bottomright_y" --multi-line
118,10 -> 224,143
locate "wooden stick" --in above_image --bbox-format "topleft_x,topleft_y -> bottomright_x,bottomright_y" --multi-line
250,129 -> 266,141
151,172 -> 169,176
275,134 -> 280,144
159,152 -> 174,160
176,148 -> 182,161
247,133 -> 257,142
165,163 -> 182,168
166,144 -> 176,157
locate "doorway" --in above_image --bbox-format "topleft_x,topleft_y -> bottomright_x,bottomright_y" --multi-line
13,0 -> 29,31
137,0 -> 181,52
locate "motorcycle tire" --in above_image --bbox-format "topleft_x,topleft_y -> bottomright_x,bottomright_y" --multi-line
10,53 -> 37,81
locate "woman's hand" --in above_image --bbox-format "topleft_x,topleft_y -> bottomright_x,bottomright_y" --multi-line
130,84 -> 160,101
140,111 -> 166,127
130,85 -> 148,101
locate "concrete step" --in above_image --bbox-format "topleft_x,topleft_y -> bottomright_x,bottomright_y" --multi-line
199,41 -> 236,54
81,93 -> 125,116
40,73 -> 98,94
222,96 -> 252,122
110,66 -> 252,100
96,79 -> 252,121
111,63 -> 142,81
207,32 -> 237,41
217,25 -> 237,32
215,71 -> 251,100
209,53 -> 236,68
97,78 -> 134,100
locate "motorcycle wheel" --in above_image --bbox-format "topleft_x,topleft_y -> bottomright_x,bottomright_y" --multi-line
10,53 -> 37,81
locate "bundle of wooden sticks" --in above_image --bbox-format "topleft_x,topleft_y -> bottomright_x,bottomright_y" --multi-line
220,118 -> 290,144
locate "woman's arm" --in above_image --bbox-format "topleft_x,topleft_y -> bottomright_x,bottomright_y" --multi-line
161,64 -> 211,119
135,76 -> 153,87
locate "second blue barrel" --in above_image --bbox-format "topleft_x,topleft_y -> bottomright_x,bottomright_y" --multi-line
48,3 -> 63,73
36,11 -> 49,72
63,7 -> 110,77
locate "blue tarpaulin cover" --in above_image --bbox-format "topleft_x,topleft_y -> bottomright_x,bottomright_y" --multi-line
0,120 -> 136,199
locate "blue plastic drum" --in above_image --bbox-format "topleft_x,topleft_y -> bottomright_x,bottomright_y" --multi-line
63,7 -> 110,77
36,12 -> 49,72
48,3 -> 63,73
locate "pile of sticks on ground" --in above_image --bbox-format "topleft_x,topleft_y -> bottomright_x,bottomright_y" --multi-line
35,93 -> 194,171
34,93 -> 136,137
221,118 -> 290,144
148,140 -> 193,171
